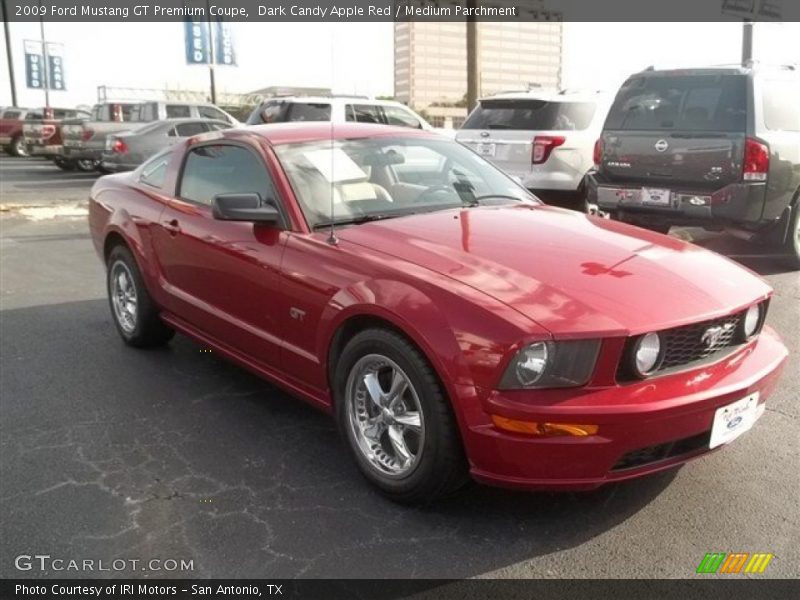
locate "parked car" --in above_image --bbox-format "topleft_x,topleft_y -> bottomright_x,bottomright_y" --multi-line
62,101 -> 238,170
245,95 -> 433,131
88,123 -> 787,503
23,107 -> 93,170
586,64 -> 800,268
1,107 -> 40,156
456,89 -> 611,198
100,118 -> 234,172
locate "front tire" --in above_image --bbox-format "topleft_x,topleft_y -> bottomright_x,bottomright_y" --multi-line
783,201 -> 800,270
334,328 -> 467,503
53,156 -> 76,171
106,245 -> 174,348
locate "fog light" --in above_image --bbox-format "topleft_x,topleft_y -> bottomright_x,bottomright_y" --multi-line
743,304 -> 761,338
491,415 -> 598,437
633,332 -> 662,376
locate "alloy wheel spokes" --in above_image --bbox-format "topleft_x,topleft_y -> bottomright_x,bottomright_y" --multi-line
346,354 -> 425,478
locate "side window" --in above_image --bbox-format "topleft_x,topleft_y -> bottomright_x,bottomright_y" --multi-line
286,103 -> 331,122
198,105 -> 229,122
179,144 -> 274,207
382,105 -> 422,129
53,109 -> 68,119
763,79 -> 800,132
174,122 -> 209,137
348,104 -> 384,124
25,111 -> 43,120
2,110 -> 21,119
139,151 -> 171,189
166,104 -> 191,118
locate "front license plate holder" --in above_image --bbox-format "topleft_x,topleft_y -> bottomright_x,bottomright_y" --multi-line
709,392 -> 761,449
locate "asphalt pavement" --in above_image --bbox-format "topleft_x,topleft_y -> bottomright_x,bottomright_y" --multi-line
0,155 -> 798,579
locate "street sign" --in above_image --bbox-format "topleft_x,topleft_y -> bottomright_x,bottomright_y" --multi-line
215,21 -> 236,66
23,40 -> 44,89
184,20 -> 236,66
721,0 -> 782,20
184,19 -> 211,64
46,43 -> 66,91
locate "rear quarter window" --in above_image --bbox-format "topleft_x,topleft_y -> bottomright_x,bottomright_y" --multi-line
605,74 -> 747,132
762,79 -> 800,132
462,99 -> 596,131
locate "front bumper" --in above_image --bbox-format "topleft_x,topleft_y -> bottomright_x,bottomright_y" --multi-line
461,327 -> 787,490
585,172 -> 768,227
62,145 -> 102,161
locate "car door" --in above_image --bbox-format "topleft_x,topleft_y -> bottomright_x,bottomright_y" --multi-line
151,140 -> 290,368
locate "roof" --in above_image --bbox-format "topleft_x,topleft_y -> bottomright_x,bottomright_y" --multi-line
255,96 -> 409,108
479,89 -> 609,102
225,122 -> 438,146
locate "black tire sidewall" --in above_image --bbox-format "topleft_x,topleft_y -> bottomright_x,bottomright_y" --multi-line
334,329 -> 460,500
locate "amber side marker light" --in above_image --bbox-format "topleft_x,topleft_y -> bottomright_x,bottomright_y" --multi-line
491,415 -> 599,437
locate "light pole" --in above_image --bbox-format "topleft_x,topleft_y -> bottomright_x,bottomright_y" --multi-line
1,0 -> 18,106
205,0 -> 217,104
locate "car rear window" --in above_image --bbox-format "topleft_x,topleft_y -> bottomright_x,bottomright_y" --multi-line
605,73 -> 747,132
462,99 -> 597,131
250,101 -> 331,124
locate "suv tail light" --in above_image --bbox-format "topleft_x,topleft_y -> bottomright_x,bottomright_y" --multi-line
111,138 -> 128,154
41,124 -> 56,140
593,138 -> 604,166
532,135 -> 565,164
743,137 -> 769,181
80,128 -> 94,141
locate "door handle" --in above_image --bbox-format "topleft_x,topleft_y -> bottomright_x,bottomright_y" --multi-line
163,219 -> 181,236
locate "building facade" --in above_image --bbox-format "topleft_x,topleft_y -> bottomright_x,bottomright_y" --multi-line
394,21 -> 563,127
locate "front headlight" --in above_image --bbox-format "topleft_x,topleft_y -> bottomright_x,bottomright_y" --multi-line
499,340 -> 601,389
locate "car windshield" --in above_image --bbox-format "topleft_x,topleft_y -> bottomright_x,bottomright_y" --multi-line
273,136 -> 537,228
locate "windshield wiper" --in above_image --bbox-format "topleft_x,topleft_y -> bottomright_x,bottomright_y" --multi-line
471,194 -> 529,204
313,213 -> 407,229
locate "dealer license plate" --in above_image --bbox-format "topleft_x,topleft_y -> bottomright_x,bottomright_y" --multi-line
476,142 -> 496,157
709,392 -> 762,449
641,187 -> 671,206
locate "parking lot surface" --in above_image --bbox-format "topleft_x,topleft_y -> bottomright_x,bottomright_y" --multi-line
1,155 -> 798,578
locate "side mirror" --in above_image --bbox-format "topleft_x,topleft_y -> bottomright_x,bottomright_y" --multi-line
212,193 -> 281,225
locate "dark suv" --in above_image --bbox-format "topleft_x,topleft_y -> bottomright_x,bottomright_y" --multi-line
586,65 -> 800,268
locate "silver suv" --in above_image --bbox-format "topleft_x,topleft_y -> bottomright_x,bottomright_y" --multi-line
245,96 -> 433,130
456,90 -> 611,197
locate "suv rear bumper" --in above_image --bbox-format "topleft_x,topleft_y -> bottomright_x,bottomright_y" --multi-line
585,172 -> 769,228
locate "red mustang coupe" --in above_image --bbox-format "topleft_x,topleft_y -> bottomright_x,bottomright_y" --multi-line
89,123 -> 788,502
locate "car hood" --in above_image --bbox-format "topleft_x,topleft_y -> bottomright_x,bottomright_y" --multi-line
337,204 -> 772,337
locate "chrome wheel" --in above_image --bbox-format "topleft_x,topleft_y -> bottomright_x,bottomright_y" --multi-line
110,260 -> 138,334
345,354 -> 424,478
12,137 -> 28,157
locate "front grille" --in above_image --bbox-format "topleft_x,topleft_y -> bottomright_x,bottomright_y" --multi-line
660,312 -> 742,370
617,308 -> 760,381
612,430 -> 711,471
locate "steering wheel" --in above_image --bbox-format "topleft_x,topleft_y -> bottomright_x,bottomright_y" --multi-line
414,184 -> 456,205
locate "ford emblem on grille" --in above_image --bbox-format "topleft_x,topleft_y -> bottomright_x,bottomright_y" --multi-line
655,139 -> 669,152
701,323 -> 734,349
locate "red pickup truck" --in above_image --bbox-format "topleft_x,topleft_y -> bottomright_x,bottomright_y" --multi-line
0,107 -> 40,156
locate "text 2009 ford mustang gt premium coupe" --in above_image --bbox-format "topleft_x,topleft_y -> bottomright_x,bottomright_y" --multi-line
89,123 -> 788,503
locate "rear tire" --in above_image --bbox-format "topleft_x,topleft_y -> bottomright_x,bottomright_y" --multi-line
334,328 -> 468,504
106,245 -> 174,348
9,136 -> 27,157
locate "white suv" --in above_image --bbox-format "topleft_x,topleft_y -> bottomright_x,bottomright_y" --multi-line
456,90 -> 611,196
245,96 -> 433,131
